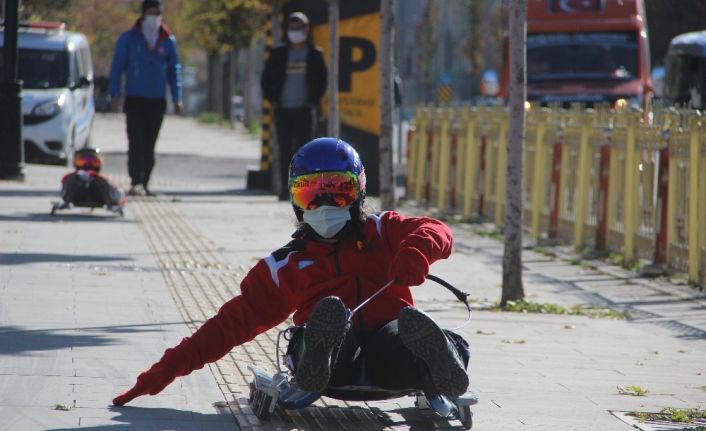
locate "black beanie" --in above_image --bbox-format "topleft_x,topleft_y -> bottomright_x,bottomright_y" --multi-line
142,0 -> 163,14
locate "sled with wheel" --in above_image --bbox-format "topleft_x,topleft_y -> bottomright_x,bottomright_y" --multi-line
247,275 -> 478,429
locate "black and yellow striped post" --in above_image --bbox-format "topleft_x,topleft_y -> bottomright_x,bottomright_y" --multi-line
259,16 -> 274,173
246,5 -> 276,190
437,85 -> 452,104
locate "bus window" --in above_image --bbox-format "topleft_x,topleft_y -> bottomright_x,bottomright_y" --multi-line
527,32 -> 638,82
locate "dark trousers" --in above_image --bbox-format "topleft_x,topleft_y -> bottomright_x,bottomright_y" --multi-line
288,319 -> 470,393
124,97 -> 166,187
62,173 -> 118,207
274,106 -> 315,197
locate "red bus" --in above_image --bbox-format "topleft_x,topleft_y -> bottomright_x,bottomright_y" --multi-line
500,0 -> 652,109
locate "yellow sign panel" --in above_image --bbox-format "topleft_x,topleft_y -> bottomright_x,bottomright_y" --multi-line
312,12 -> 380,135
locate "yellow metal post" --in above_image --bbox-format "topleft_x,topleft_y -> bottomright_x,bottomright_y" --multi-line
454,108 -> 466,209
413,109 -> 429,204
429,108 -> 442,205
462,109 -> 478,218
573,114 -> 592,249
623,113 -> 638,262
688,116 -> 701,283
437,109 -> 452,210
494,114 -> 508,227
406,109 -> 419,194
531,117 -> 548,240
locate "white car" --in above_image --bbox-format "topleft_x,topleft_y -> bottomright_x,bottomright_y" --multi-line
0,22 -> 94,165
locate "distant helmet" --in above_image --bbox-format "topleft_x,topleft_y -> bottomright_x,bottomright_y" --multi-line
73,147 -> 103,172
288,137 -> 366,222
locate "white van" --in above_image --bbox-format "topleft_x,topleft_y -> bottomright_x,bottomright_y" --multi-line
0,22 -> 94,165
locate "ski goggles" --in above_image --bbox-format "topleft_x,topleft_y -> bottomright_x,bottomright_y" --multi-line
74,154 -> 102,170
289,171 -> 363,210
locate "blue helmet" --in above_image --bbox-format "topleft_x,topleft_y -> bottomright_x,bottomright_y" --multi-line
288,137 -> 366,221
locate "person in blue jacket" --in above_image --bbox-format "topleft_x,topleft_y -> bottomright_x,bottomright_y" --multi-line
109,0 -> 182,196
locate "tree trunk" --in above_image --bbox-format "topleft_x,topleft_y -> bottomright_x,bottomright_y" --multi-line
327,0 -> 340,137
419,0 -> 436,102
207,52 -> 219,113
243,41 -> 257,128
501,0 -> 526,307
379,0 -> 395,210
221,50 -> 233,121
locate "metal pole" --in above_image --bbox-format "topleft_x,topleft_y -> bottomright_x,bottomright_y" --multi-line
379,0 -> 395,209
327,0 -> 339,137
0,0 -> 25,179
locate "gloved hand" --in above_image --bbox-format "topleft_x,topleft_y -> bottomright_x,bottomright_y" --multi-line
112,339 -> 194,406
112,360 -> 178,406
390,247 -> 430,286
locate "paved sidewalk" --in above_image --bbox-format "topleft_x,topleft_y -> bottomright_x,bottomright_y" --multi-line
0,114 -> 705,430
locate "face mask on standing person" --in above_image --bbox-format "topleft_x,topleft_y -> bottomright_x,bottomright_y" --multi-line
287,30 -> 307,44
143,14 -> 162,33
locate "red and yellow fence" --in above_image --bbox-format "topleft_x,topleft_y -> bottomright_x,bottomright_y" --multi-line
407,105 -> 706,285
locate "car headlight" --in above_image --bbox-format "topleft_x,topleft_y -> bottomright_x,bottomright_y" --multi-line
615,96 -> 642,110
31,94 -> 66,117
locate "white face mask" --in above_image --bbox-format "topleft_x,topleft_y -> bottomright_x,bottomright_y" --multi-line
143,15 -> 162,32
303,206 -> 351,239
287,30 -> 307,44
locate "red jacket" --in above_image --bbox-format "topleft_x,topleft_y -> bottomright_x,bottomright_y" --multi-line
161,211 -> 453,376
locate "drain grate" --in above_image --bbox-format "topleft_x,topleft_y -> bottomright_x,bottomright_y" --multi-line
612,410 -> 706,430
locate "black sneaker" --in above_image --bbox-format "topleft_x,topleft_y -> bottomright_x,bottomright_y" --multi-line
398,306 -> 469,398
295,296 -> 348,393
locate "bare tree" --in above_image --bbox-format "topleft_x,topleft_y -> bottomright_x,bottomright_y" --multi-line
328,0 -> 340,137
379,0 -> 395,210
501,0 -> 526,306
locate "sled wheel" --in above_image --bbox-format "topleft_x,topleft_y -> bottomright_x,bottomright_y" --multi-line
461,405 -> 473,430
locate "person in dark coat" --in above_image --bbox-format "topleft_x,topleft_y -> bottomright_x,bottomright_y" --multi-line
261,11 -> 328,200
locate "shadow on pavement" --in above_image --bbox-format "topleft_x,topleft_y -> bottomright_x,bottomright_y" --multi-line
0,325 -> 117,355
44,405 -> 237,431
0,212 -> 130,223
0,322 -> 187,355
523,267 -> 706,341
372,405 -> 463,430
0,189 -> 59,197
645,319 -> 706,341
0,252 -> 131,265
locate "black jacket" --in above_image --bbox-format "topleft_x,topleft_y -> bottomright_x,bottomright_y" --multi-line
261,44 -> 327,107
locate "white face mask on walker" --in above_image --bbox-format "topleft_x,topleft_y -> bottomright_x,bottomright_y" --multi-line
303,206 -> 351,239
143,15 -> 162,33
287,30 -> 307,44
